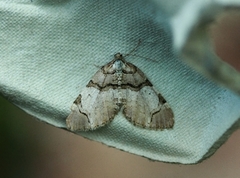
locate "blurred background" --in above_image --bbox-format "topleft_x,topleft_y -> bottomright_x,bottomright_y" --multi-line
0,11 -> 240,178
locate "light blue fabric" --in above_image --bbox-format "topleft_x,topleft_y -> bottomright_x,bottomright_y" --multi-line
0,0 -> 239,163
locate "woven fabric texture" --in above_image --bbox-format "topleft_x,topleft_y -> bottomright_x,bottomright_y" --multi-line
0,0 -> 239,163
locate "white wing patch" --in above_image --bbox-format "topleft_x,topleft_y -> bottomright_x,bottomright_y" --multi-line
66,53 -> 174,131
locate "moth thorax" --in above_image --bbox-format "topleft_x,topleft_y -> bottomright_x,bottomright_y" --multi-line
114,60 -> 123,72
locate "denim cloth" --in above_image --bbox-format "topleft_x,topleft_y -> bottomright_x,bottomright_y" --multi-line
0,0 -> 240,163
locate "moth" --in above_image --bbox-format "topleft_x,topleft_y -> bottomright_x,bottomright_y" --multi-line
66,53 -> 174,131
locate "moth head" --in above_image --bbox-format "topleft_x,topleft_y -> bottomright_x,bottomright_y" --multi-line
114,53 -> 123,59
102,53 -> 124,73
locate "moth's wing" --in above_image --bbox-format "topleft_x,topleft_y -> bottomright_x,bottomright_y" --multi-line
90,88 -> 120,130
66,95 -> 90,131
66,88 -> 119,131
123,86 -> 174,130
122,89 -> 150,128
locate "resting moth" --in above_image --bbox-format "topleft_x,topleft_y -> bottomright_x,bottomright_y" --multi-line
66,53 -> 174,131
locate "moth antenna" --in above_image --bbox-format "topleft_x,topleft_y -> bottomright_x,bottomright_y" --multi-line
129,54 -> 158,63
123,40 -> 158,63
94,64 -> 102,69
124,39 -> 142,57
